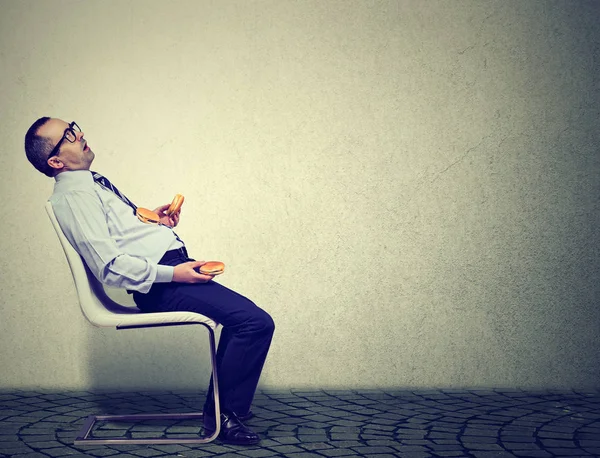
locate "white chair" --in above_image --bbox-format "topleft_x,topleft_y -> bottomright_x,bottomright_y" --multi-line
45,202 -> 221,445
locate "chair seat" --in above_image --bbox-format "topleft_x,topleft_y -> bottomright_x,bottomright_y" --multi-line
93,308 -> 218,329
84,277 -> 218,329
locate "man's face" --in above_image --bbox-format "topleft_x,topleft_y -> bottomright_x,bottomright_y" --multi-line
40,118 -> 95,173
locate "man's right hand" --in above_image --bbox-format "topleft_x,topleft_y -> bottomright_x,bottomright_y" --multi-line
172,261 -> 214,283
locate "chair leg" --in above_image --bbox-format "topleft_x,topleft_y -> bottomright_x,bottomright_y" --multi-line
74,324 -> 221,445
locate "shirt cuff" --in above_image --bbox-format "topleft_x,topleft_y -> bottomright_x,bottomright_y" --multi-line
155,265 -> 174,283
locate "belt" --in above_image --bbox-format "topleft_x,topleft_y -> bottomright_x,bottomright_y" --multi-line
159,246 -> 189,264
127,246 -> 189,294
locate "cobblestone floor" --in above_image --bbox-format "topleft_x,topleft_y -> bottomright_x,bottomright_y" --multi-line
1,389 -> 599,458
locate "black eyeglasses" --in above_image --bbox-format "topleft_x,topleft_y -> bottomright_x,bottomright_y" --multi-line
47,121 -> 81,159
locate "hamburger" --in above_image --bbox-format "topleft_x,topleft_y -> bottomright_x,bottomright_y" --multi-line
166,194 -> 184,216
199,261 -> 225,276
136,207 -> 161,224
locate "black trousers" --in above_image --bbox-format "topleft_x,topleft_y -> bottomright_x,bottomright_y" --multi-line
132,251 -> 275,416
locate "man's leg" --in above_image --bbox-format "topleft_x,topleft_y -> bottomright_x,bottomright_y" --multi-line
175,282 -> 275,416
133,280 -> 274,419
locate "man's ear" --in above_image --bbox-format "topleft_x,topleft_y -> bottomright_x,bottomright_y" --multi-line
47,156 -> 65,172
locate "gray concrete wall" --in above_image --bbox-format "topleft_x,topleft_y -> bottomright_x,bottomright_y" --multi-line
0,0 -> 598,390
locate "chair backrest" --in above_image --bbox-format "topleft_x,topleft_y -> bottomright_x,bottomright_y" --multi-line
45,201 -> 142,327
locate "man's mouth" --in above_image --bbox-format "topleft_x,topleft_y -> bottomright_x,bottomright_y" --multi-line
83,141 -> 89,152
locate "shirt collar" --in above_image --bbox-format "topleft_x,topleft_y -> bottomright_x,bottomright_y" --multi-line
54,170 -> 94,185
53,170 -> 96,192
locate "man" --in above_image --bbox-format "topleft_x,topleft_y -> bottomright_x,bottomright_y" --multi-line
25,117 -> 274,446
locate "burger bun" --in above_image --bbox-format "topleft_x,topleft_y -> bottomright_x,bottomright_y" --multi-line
199,261 -> 225,275
166,194 -> 185,215
136,208 -> 161,224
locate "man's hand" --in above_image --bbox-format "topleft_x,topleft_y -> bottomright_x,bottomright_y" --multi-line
173,261 -> 214,283
153,204 -> 181,227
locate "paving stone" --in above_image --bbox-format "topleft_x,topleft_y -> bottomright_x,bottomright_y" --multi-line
426,432 -> 455,440
469,452 -> 516,458
8,453 -> 50,458
362,424 -> 396,432
506,451 -> 552,457
429,426 -> 460,433
298,427 -> 326,435
265,444 -> 305,453
165,426 -> 202,434
236,449 -> 279,457
0,425 -> 27,434
538,438 -> 577,448
361,429 -> 394,437
91,429 -> 128,438
0,445 -> 35,455
460,442 -> 504,450
20,427 -> 62,435
43,448 -> 93,457
354,445 -> 404,453
302,422 -> 332,429
105,444 -> 145,451
272,436 -> 301,444
432,452 -> 467,457
128,448 -> 165,457
361,434 -> 394,440
427,443 -> 464,451
580,439 -> 600,447
330,433 -> 360,440
148,444 -> 190,453
298,435 -> 330,443
317,448 -> 358,456
390,452 -> 432,458
579,432 -> 600,440
24,440 -> 65,449
284,453 -> 326,458
364,440 -> 402,447
461,436 -> 498,444
545,448 -> 592,456
363,453 -> 398,458
502,442 -> 543,450
499,435 -> 536,443
174,450 -> 213,457
299,442 -> 334,450
76,449 -> 120,456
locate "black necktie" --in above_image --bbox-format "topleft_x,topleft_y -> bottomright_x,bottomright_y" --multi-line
92,170 -> 186,247
91,171 -> 137,215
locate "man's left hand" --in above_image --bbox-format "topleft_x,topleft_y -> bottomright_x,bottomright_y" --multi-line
154,204 -> 180,227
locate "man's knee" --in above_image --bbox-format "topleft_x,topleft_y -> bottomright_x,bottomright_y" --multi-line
263,311 -> 275,335
251,308 -> 275,336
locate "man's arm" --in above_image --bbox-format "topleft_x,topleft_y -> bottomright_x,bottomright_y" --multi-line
52,190 -> 175,293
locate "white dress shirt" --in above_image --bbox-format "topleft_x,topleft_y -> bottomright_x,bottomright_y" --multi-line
49,170 -> 183,293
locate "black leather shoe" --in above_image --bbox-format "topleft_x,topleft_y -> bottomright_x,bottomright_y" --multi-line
204,411 -> 260,445
237,410 -> 254,422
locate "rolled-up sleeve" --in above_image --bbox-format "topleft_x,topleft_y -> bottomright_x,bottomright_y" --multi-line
52,190 -> 173,293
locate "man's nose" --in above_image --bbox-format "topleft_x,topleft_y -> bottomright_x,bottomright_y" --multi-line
76,131 -> 85,141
